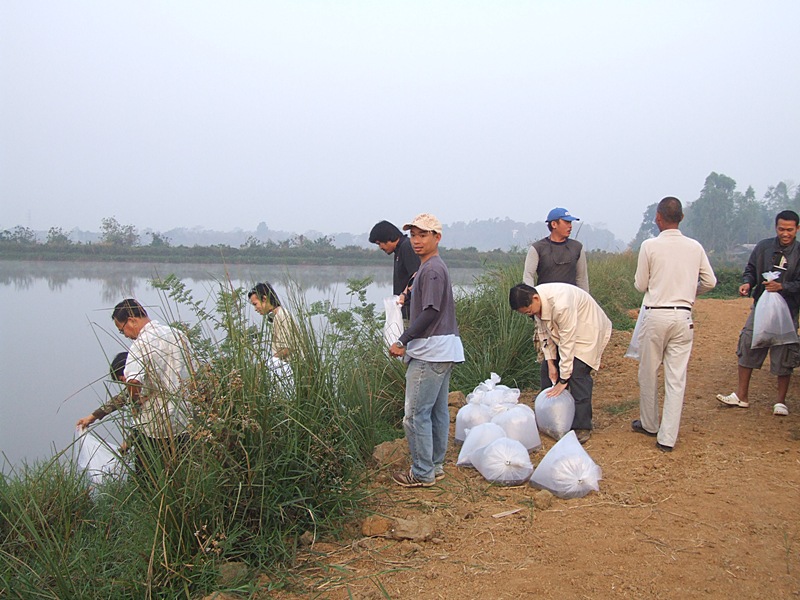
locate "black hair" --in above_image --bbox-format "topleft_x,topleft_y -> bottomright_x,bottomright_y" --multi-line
657,197 -> 683,224
110,352 -> 128,382
508,283 -> 538,311
368,221 -> 403,244
112,298 -> 148,323
248,282 -> 281,308
775,210 -> 800,227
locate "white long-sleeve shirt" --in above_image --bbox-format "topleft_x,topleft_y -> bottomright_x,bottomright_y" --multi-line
635,229 -> 716,307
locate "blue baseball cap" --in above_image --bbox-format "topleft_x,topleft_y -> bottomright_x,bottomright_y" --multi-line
546,207 -> 579,222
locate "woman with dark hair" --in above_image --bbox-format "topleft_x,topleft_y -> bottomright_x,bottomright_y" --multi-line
248,282 -> 297,359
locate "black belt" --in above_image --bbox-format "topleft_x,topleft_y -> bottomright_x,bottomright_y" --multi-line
644,306 -> 691,311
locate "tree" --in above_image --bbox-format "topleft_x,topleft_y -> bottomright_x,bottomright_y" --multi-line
100,217 -> 139,247
148,232 -> 171,248
683,172 -> 740,254
630,203 -> 658,251
731,186 -> 771,245
46,226 -> 72,245
0,226 -> 37,245
764,182 -> 791,213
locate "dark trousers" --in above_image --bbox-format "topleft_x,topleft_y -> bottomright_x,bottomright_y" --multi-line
540,353 -> 594,431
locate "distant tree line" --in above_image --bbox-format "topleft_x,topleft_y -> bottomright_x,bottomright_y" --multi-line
631,172 -> 799,256
0,216 -> 505,268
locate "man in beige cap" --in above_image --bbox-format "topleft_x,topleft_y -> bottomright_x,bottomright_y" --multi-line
389,213 -> 465,487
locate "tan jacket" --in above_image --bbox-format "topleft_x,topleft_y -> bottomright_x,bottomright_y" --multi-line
534,283 -> 612,379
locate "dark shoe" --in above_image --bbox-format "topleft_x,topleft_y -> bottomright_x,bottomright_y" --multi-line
574,429 -> 591,444
631,419 -> 657,437
656,442 -> 673,453
392,468 -> 435,488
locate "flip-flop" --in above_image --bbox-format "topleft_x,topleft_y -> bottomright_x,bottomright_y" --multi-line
773,403 -> 789,416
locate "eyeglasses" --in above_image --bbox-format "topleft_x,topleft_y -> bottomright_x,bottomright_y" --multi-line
116,320 -> 128,334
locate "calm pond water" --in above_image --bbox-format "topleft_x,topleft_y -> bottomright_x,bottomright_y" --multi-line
0,260 -> 481,473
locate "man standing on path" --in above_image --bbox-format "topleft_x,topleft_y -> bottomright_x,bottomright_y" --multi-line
369,220 -> 421,323
633,197 -> 716,452
389,214 -> 464,487
509,282 -> 612,444
717,210 -> 800,417
524,207 -> 589,392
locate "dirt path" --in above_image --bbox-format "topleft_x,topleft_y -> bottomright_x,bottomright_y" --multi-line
287,298 -> 800,599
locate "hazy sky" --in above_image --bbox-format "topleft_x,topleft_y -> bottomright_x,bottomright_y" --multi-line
2,1 -> 797,243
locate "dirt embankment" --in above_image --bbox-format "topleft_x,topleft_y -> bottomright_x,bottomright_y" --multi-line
279,298 -> 800,600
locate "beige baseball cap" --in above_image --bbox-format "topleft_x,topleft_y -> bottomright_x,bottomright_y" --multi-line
402,213 -> 442,234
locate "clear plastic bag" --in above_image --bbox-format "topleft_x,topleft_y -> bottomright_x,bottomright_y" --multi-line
752,289 -> 798,348
533,387 -> 575,441
529,431 -> 602,498
491,404 -> 542,451
471,437 -> 534,486
624,302 -> 646,360
455,402 -> 493,442
383,295 -> 404,347
74,428 -> 126,486
456,422 -> 506,467
472,372 -> 520,406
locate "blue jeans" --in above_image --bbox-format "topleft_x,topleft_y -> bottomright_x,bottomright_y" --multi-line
404,358 -> 454,482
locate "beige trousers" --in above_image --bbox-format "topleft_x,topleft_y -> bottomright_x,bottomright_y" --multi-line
637,309 -> 694,448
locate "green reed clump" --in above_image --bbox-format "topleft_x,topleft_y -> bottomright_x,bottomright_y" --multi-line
454,262 -> 539,391
586,251 -> 642,330
1,277 -> 405,599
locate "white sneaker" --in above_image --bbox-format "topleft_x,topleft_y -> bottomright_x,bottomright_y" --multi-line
716,392 -> 749,408
773,403 -> 789,416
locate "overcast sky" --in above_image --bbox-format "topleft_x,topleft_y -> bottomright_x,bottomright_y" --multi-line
1,1 -> 797,243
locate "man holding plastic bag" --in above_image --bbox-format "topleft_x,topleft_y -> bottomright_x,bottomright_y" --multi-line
389,214 -> 464,487
717,210 -> 800,417
509,282 -> 612,444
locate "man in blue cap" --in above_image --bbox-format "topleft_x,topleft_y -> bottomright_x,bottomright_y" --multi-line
523,207 -> 588,292
523,207 -> 591,442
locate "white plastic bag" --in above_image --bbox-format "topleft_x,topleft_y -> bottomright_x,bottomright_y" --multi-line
472,438 -> 534,486
383,295 -> 404,347
469,372 -> 520,406
456,422 -> 506,467
267,356 -> 295,395
74,428 -> 125,486
534,387 -> 575,441
529,431 -> 602,498
455,402 -> 493,442
752,274 -> 798,348
624,302 -> 646,360
491,404 -> 542,451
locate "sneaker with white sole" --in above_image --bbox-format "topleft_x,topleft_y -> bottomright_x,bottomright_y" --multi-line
716,392 -> 749,408
434,466 -> 446,480
773,403 -> 789,416
392,468 -> 435,488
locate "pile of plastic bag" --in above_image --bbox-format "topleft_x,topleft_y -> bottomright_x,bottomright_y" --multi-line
454,373 -> 602,497
455,373 -> 537,485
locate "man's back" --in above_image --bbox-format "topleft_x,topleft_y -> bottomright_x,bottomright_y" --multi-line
635,230 -> 716,306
